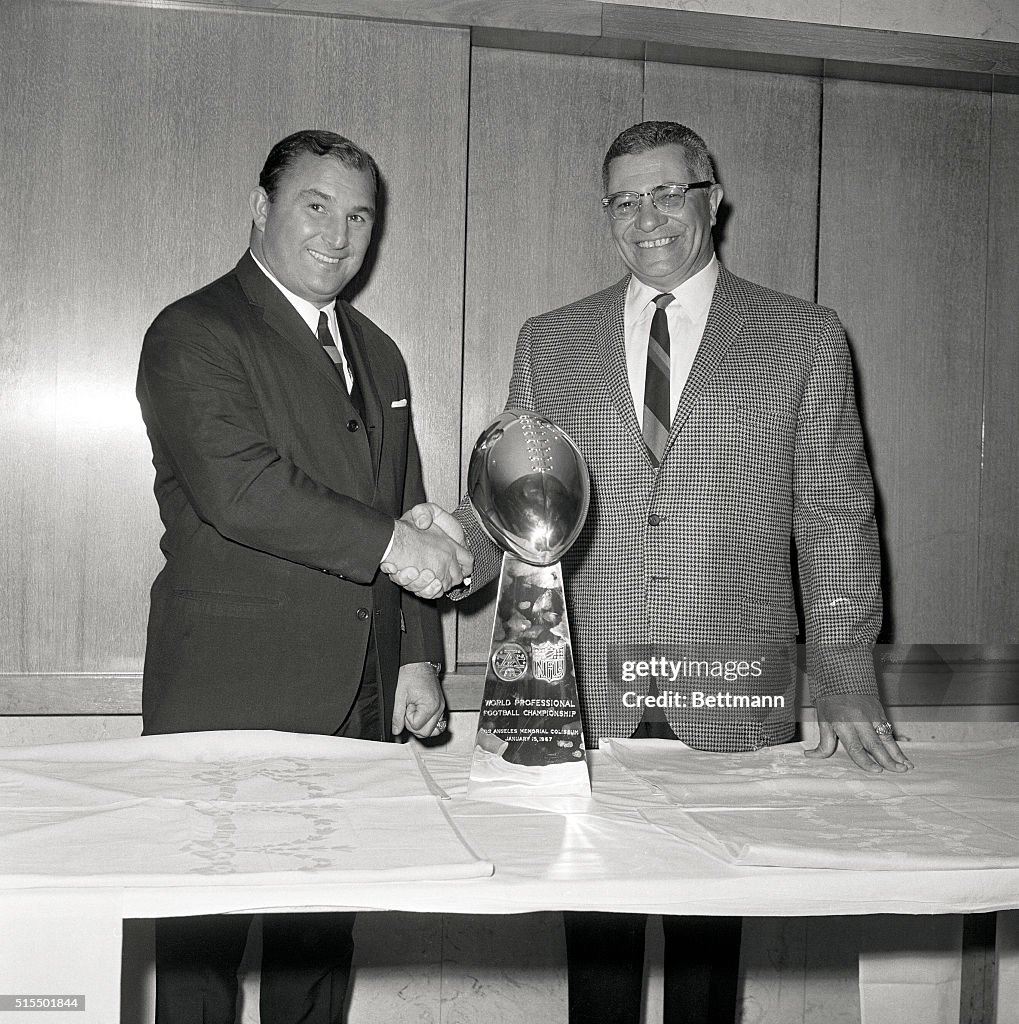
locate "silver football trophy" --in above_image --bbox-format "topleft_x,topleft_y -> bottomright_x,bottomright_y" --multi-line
466,410 -> 591,799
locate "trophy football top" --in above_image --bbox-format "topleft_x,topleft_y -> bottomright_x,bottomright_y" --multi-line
467,410 -> 591,566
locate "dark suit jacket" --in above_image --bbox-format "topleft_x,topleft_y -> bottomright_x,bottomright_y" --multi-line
137,252 -> 441,736
457,266 -> 881,750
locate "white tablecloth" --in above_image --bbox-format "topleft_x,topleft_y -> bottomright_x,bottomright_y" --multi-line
0,732 -> 489,1024
0,731 -> 492,887
600,738 -> 1019,870
1,732 -> 1017,1024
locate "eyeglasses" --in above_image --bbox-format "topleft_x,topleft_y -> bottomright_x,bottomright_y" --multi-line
601,181 -> 713,221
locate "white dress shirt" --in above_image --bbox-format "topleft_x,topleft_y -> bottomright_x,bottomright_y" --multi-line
623,255 -> 719,424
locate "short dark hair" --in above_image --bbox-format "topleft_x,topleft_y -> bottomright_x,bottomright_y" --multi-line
258,129 -> 379,200
602,121 -> 715,191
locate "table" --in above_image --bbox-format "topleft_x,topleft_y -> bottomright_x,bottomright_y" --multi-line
1,732 -> 1017,1023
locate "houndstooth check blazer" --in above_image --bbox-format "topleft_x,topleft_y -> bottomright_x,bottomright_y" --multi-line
456,266 -> 882,751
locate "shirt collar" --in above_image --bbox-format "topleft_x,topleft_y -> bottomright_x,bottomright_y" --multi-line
626,254 -> 719,320
249,248 -> 334,334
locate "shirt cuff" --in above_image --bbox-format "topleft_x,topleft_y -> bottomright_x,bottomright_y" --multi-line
379,523 -> 396,564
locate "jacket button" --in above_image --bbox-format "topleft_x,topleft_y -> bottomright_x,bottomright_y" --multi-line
356,607 -> 370,620
648,513 -> 664,527
347,419 -> 360,432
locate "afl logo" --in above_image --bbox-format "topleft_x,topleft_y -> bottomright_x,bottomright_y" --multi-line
491,642 -> 528,682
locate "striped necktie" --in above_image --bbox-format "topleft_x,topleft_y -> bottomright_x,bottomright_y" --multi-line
642,292 -> 673,466
317,309 -> 365,419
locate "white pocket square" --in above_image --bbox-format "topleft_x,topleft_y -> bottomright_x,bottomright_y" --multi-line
391,398 -> 408,408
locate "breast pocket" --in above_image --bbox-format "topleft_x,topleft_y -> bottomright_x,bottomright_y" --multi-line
704,401 -> 796,486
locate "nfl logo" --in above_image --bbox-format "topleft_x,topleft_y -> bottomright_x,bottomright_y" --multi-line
531,640 -> 567,682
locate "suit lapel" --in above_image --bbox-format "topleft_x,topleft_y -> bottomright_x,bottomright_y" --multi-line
664,265 -> 745,458
234,253 -> 376,477
595,279 -> 647,457
236,253 -> 354,399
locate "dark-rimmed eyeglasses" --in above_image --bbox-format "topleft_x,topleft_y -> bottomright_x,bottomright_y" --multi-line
601,181 -> 713,221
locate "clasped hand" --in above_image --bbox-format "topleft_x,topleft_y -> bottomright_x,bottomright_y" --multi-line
381,503 -> 473,599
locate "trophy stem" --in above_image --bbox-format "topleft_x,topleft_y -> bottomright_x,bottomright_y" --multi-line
467,554 -> 590,799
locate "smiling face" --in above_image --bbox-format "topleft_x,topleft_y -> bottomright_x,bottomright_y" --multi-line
605,143 -> 723,291
248,151 -> 375,307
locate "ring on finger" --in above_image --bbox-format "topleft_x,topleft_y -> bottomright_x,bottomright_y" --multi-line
873,720 -> 894,737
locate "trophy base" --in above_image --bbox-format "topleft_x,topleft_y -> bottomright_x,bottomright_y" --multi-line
466,554 -> 590,801
466,753 -> 591,806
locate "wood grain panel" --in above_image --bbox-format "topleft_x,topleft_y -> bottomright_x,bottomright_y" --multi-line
457,47 -> 642,664
97,0 -> 604,37
0,0 -> 162,678
603,4 -> 1019,77
10,653 -> 1016,714
818,78 -> 990,643
0,718 -> 143,748
643,62 -> 821,299
63,0 -> 1019,83
0,0 -> 468,680
0,671 -> 487,714
979,88 -> 1019,642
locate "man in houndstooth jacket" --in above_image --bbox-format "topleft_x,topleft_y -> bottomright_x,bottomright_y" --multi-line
394,121 -> 910,1024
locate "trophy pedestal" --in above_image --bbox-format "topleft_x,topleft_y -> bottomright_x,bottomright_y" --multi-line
467,554 -> 590,801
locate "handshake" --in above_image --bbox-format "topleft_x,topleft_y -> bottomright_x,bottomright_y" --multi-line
381,503 -> 473,599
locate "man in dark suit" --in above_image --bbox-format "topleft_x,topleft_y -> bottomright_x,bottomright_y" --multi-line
137,129 -> 471,1024
402,121 -> 912,1023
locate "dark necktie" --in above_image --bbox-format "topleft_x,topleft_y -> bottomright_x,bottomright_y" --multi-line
642,292 -> 673,466
317,309 -> 365,419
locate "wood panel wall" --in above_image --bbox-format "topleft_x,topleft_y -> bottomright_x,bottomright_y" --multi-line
2,5 -> 1017,1022
642,62 -> 820,300
0,0 -> 468,691
457,55 -> 824,662
1,1 -> 1017,702
458,57 -> 1019,660
457,47 -> 643,662
980,89 -> 1019,643
817,78 -> 991,643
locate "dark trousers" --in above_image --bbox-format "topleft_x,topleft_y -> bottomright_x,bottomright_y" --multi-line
154,638 -> 382,1024
564,912 -> 743,1024
154,911 -> 357,1024
564,716 -> 743,1024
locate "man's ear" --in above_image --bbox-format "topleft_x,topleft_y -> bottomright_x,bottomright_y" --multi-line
249,186 -> 270,231
708,184 -> 724,226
